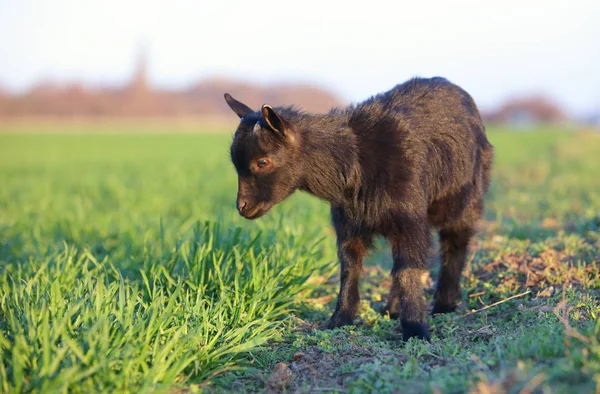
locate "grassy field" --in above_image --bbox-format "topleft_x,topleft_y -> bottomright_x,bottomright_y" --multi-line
0,124 -> 599,393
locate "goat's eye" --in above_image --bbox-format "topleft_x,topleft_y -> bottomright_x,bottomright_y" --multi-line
256,158 -> 270,168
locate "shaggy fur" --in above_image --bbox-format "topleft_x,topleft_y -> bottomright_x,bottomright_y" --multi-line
224,77 -> 493,341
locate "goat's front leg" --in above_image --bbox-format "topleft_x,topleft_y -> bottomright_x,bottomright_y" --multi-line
388,219 -> 432,341
327,235 -> 371,329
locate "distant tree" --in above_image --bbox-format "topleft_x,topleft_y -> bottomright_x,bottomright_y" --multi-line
0,50 -> 344,119
485,96 -> 568,125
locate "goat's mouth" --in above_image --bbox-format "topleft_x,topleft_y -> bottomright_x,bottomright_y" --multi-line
240,203 -> 272,220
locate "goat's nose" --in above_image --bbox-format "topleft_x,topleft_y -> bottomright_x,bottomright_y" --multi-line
237,199 -> 248,214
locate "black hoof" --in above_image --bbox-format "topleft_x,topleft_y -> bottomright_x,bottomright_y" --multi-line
326,312 -> 354,329
431,303 -> 457,315
401,320 -> 430,342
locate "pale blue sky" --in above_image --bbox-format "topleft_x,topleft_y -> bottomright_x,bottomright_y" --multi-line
0,0 -> 599,114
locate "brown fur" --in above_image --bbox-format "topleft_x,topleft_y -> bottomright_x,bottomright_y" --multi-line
225,77 -> 493,340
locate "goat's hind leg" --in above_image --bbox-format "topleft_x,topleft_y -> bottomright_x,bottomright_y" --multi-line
432,201 -> 481,314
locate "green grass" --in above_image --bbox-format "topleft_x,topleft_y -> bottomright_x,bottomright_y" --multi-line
0,124 -> 599,393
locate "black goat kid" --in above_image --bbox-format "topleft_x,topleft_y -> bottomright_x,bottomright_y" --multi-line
224,77 -> 493,341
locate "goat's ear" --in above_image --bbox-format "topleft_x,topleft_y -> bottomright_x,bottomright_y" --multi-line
224,93 -> 253,118
261,105 -> 286,136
